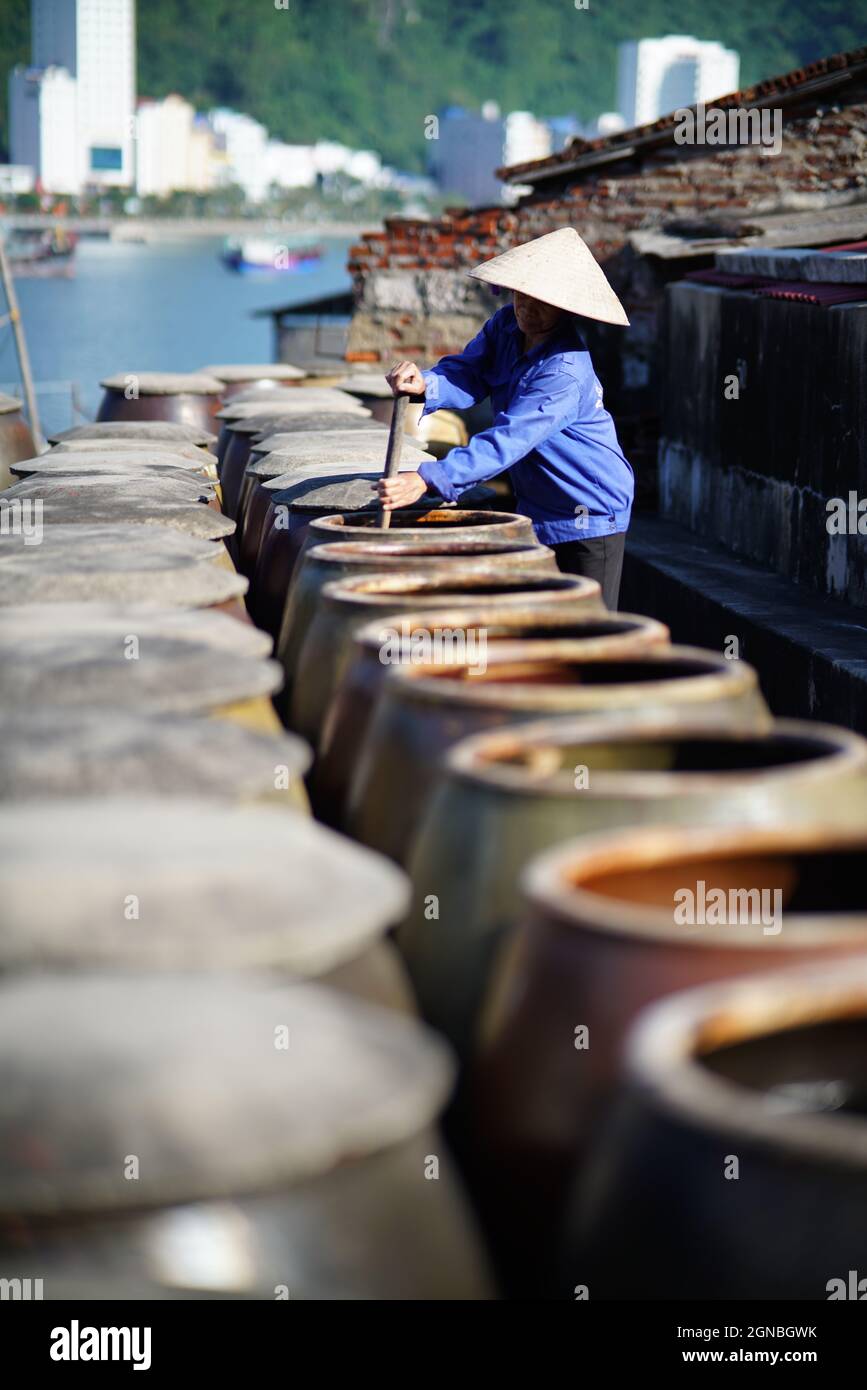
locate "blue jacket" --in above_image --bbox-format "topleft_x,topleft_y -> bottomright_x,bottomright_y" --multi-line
418,304 -> 633,545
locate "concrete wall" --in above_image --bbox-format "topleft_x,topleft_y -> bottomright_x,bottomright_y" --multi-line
658,281 -> 867,608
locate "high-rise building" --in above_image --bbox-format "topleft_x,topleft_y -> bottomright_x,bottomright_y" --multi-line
30,0 -> 135,189
134,95 -> 221,197
9,65 -> 78,194
617,36 -> 740,127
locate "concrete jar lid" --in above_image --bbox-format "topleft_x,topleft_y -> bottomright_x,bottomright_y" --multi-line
50,421 -> 217,447
12,452 -> 214,481
201,362 -> 307,382
0,600 -> 272,657
0,970 -> 448,1215
99,371 -> 224,396
0,545 -> 248,608
0,628 -> 280,713
0,709 -> 310,800
0,392 -> 23,414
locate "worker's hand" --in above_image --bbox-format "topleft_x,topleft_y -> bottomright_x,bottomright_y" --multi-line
386,361 -> 426,398
378,471 -> 429,511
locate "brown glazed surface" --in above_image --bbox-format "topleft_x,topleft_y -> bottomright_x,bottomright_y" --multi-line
0,410 -> 37,490
398,718 -> 867,1065
96,389 -> 222,433
466,823 -> 867,1296
575,959 -> 867,1299
345,646 -> 770,867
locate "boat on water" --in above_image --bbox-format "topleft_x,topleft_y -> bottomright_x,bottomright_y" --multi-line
7,227 -> 77,278
221,236 -> 323,274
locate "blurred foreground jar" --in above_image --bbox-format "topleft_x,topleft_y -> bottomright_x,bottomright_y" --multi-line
0,710 -> 311,813
0,975 -> 493,1299
0,392 -> 36,490
347,647 -> 770,867
401,717 -> 867,1063
97,372 -> 224,430
0,796 -> 414,1011
468,822 -> 867,1297
0,603 -> 282,719
574,956 -> 867,1300
287,569 -> 602,743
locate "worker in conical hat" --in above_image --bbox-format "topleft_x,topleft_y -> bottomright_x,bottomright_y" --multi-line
379,227 -> 633,609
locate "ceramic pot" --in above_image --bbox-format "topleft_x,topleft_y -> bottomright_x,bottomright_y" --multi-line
96,372 -> 224,431
347,646 -> 770,867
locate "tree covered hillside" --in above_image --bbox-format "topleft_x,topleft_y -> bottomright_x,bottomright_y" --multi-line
1,0 -> 865,168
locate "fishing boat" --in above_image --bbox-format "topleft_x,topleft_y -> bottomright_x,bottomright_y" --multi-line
221,235 -> 323,274
7,226 -> 77,278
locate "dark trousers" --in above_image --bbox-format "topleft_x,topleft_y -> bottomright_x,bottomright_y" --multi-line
552,532 -> 626,610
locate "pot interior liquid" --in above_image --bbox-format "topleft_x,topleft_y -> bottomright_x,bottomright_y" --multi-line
700,1016 -> 867,1118
574,847 -> 867,917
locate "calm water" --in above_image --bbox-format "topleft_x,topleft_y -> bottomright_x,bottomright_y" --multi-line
3,234 -> 353,438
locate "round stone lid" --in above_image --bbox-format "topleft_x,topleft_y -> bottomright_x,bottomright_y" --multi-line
0,547 -> 247,608
217,393 -> 369,422
0,631 -> 280,713
13,453 -> 213,481
99,371 -> 224,396
251,438 -> 433,482
230,405 -> 377,439
262,455 -> 425,494
0,392 -> 23,414
0,710 -> 309,800
336,375 -> 394,399
5,472 -> 214,503
0,481 -> 230,538
0,972 -> 449,1217
201,363 -> 306,383
270,474 -> 414,512
53,440 -> 216,463
0,523 -> 220,562
50,422 -> 217,447
0,601 -> 272,657
240,414 -> 383,440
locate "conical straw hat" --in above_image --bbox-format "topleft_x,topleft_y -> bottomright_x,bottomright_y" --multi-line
468,227 -> 629,327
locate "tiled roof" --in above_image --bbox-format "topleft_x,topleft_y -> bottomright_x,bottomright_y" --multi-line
498,45 -> 867,185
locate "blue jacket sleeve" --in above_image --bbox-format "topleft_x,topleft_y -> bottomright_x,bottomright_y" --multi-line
419,361 -> 582,500
420,320 -> 494,415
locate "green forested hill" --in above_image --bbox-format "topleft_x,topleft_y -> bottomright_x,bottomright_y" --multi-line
2,0 -> 866,168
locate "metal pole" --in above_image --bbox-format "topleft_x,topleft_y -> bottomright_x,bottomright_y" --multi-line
0,231 -> 44,451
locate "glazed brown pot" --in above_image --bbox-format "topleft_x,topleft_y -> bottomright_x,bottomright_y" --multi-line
0,973 -> 493,1299
96,372 -> 224,431
467,821 -> 867,1296
280,543 -> 564,707
288,571 -> 606,745
0,393 -> 36,491
400,717 -> 867,1064
574,956 -> 867,1300
347,646 -> 770,867
254,507 -> 537,640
